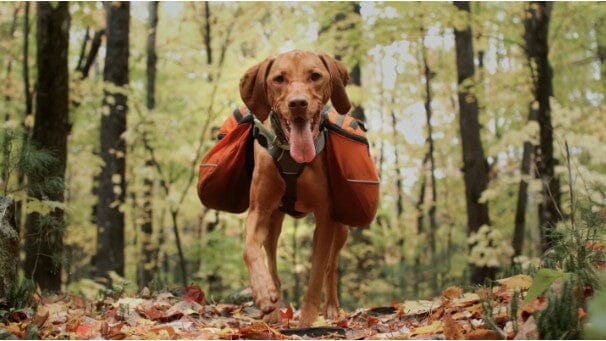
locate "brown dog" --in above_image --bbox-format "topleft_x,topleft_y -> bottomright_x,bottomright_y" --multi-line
239,50 -> 352,326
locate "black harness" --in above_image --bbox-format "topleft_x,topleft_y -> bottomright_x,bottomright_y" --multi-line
251,107 -> 331,217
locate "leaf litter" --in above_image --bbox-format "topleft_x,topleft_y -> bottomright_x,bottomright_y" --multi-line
0,275 -> 579,339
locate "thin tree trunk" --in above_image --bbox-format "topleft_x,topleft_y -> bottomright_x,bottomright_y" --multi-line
413,153 -> 428,297
95,1 -> 129,282
80,29 -> 105,80
419,26 -> 438,269
1,3 -> 20,194
23,2 -> 70,292
138,0 -> 158,289
523,1 -> 561,252
512,107 -> 539,257
16,1 -> 32,234
453,1 -> 494,284
203,1 -> 212,66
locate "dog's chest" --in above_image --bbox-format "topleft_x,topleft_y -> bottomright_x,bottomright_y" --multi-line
290,158 -> 331,214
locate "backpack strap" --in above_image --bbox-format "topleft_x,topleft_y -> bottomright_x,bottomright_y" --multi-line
250,107 -> 329,217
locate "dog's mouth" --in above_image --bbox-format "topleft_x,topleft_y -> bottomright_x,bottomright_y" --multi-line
280,114 -> 321,163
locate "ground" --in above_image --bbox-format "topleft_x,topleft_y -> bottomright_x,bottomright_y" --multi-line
0,274 -> 564,340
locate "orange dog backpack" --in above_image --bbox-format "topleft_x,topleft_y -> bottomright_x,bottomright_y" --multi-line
324,110 -> 380,226
197,108 -> 254,213
197,106 -> 380,226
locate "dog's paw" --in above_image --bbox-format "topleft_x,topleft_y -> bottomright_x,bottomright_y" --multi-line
299,303 -> 319,327
252,280 -> 280,315
262,308 -> 281,325
324,304 -> 341,321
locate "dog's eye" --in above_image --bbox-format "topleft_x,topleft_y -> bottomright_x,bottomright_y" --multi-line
310,72 -> 322,81
274,75 -> 285,84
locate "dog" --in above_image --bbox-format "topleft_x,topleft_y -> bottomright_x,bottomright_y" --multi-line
238,50 -> 352,326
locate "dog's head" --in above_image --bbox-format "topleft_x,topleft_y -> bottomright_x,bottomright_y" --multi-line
240,50 -> 351,163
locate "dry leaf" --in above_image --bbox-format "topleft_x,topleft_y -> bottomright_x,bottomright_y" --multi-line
442,286 -> 464,300
411,320 -> 443,336
443,313 -> 464,339
497,274 -> 533,290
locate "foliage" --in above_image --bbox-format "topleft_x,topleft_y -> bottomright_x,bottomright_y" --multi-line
585,273 -> 606,339
537,277 -> 583,339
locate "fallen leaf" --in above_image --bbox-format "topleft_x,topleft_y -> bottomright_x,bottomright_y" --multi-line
443,313 -> 463,339
521,296 -> 547,320
401,298 -> 442,316
280,304 -> 294,320
467,328 -> 498,339
514,315 -> 538,339
150,325 -> 177,339
497,274 -> 533,290
411,320 -> 442,336
183,285 -> 205,305
366,315 -> 379,327
137,301 -> 164,320
166,299 -> 204,319
452,293 -> 480,308
442,286 -> 464,300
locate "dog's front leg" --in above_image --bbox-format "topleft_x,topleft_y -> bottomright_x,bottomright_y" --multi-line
243,208 -> 281,318
299,212 -> 340,326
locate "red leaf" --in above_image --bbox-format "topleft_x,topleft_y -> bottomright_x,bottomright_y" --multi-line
336,319 -> 349,328
366,315 -> 379,327
183,285 -> 205,305
76,323 -> 94,339
280,304 -> 294,320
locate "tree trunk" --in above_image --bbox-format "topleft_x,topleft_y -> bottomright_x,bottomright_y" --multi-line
0,196 -> 19,303
17,1 -> 33,234
523,1 -> 561,252
138,0 -> 158,289
453,1 -> 494,284
512,107 -> 539,258
23,2 -> 70,292
95,1 -> 129,282
419,26 -> 438,275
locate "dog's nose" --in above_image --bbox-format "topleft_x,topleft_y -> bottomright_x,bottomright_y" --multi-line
288,97 -> 308,112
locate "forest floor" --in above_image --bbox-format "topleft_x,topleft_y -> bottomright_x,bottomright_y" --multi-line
0,274 -> 558,340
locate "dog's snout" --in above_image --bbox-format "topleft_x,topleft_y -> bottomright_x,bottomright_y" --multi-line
288,96 -> 308,112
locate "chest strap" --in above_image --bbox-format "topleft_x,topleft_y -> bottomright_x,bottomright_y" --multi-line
251,110 -> 328,217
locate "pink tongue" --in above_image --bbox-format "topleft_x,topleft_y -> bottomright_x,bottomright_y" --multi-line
289,119 -> 315,163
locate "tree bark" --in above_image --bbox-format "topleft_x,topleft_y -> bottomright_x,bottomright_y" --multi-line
419,26 -> 438,293
523,1 -> 561,252
95,1 -> 129,282
0,197 -> 19,302
23,2 -> 70,292
138,0 -> 158,288
512,107 -> 539,258
16,1 -> 32,234
453,1 -> 494,284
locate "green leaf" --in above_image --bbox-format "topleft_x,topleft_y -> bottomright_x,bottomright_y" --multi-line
525,269 -> 573,303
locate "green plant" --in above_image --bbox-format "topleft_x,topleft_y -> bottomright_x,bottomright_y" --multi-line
537,277 -> 582,339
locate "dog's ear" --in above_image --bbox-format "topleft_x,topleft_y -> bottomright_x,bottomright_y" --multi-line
319,53 -> 351,115
239,57 -> 274,121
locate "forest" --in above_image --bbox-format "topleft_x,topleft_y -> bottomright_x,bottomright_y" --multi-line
0,1 -> 605,339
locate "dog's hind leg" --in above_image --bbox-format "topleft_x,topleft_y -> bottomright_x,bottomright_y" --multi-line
323,223 -> 348,321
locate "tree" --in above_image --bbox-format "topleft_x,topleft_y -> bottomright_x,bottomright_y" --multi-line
523,1 -> 561,252
453,1 -> 494,284
95,1 -> 129,281
23,2 -> 70,292
138,0 -> 158,288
